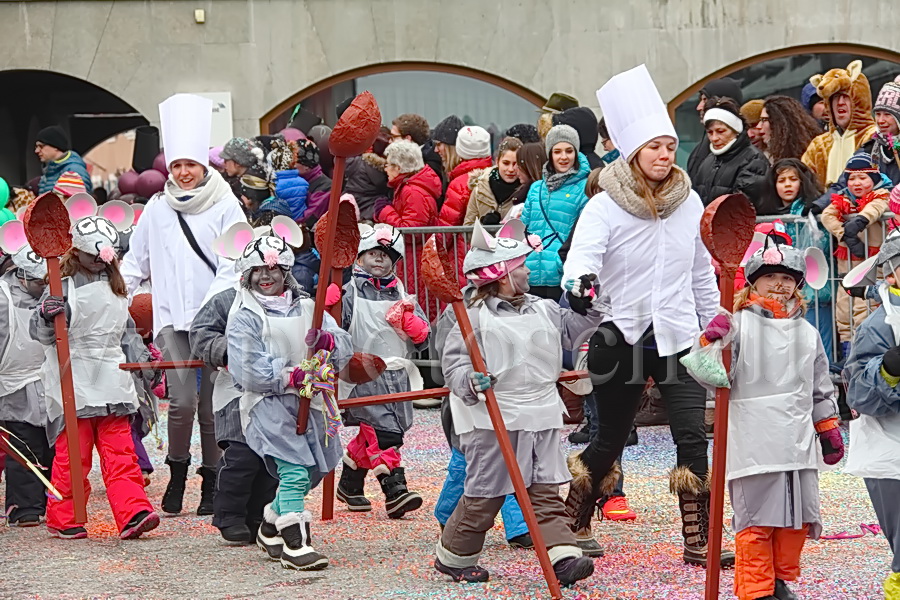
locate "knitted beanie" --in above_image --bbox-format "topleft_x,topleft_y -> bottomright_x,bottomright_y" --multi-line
456,126 -> 491,160
386,139 -> 424,174
505,123 -> 541,144
220,137 -> 262,168
36,126 -> 70,152
844,151 -> 880,186
432,115 -> 464,145
874,76 -> 900,124
545,124 -> 580,155
296,139 -> 320,168
740,99 -> 765,126
53,171 -> 87,198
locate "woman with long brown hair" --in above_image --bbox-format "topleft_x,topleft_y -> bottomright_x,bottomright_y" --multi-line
561,65 -> 731,568
757,96 -> 823,164
503,142 -> 547,222
31,211 -> 160,541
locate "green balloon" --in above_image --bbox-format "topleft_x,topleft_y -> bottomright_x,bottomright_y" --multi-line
0,178 -> 8,209
0,207 -> 15,226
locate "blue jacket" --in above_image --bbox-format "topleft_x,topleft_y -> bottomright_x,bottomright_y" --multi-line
521,152 -> 591,287
274,169 -> 308,222
38,151 -> 93,194
844,286 -> 900,417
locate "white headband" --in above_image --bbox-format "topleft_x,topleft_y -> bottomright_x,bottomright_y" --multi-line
703,108 -> 744,134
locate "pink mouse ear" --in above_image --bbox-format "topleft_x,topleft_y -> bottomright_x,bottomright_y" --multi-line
270,215 -> 304,247
65,192 -> 98,222
212,222 -> 255,260
0,220 -> 27,255
803,247 -> 829,290
97,200 -> 135,232
841,255 -> 879,289
132,204 -> 144,224
497,219 -> 526,241
740,231 -> 767,266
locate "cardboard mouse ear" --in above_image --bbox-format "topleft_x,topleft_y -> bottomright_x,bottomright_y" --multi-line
131,204 -> 144,224
0,220 -> 27,255
497,219 -> 526,241
740,231 -> 767,267
213,222 -> 255,260
470,220 -> 496,252
270,215 -> 304,247
97,200 -> 135,232
15,206 -> 27,220
841,255 -> 879,289
804,247 -> 829,290
65,192 -> 98,222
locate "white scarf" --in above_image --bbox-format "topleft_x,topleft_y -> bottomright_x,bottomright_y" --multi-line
252,289 -> 293,313
164,168 -> 233,214
709,137 -> 739,156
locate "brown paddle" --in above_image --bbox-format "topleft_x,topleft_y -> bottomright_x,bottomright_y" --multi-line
420,234 -> 563,599
22,192 -> 87,522
700,193 -> 756,599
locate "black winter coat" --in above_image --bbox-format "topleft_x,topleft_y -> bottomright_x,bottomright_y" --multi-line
343,153 -> 389,221
691,132 -> 769,207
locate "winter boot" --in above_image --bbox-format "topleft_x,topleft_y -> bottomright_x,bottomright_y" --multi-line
564,453 -> 621,534
336,455 -> 372,512
376,466 -> 422,519
161,457 -> 190,515
196,466 -> 216,516
256,504 -> 283,560
553,555 -> 595,586
774,579 -> 798,600
276,511 -> 328,571
670,466 -> 735,568
120,510 -> 160,540
220,524 -> 252,544
507,532 -> 534,549
573,526 -> 604,557
434,558 -> 490,583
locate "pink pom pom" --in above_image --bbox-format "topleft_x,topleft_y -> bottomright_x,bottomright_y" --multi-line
98,246 -> 117,264
762,247 -> 782,265
263,249 -> 280,267
527,234 -> 544,252
375,228 -> 393,245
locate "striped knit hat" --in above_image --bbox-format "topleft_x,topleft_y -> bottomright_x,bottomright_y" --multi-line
53,171 -> 87,198
874,76 -> 900,124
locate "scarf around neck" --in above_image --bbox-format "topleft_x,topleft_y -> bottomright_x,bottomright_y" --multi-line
252,288 -> 293,313
597,158 -> 691,220
164,168 -> 233,214
740,291 -> 801,319
489,168 -> 520,203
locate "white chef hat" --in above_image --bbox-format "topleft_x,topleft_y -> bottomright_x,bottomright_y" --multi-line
596,64 -> 678,161
159,94 -> 213,170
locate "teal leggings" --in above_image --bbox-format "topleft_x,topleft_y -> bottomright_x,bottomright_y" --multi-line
271,458 -> 311,514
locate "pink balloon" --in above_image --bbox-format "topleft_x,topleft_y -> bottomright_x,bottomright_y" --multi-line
152,152 -> 168,175
280,127 -> 306,142
136,169 -> 167,198
117,170 -> 139,195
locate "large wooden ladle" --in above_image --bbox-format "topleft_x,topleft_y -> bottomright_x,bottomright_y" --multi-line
699,193 -> 756,599
22,192 -> 87,522
420,235 -> 563,600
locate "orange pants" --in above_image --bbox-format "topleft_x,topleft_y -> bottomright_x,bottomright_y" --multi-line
734,525 -> 808,600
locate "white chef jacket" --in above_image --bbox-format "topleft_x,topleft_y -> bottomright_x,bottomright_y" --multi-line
562,190 -> 718,357
121,191 -> 246,334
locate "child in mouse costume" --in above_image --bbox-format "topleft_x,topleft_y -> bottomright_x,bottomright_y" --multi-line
220,219 -> 351,571
332,223 -> 430,519
842,230 -> 900,600
30,195 -> 160,540
0,221 -> 53,527
435,218 -> 602,586
688,235 -> 841,600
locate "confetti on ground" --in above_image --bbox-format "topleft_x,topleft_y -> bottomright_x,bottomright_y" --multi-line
0,410 -> 889,599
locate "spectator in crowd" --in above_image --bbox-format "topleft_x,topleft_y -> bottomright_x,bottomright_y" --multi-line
553,107 -> 603,169
597,118 -> 620,165
220,137 -> 263,198
295,139 -> 331,226
504,142 -> 547,222
343,128 -> 390,222
687,78 -> 744,182
391,113 -> 444,188
504,123 -> 541,144
35,126 -> 92,194
52,171 -> 88,200
803,61 -> 878,188
464,137 -> 523,225
740,99 -> 767,152
758,96 -> 823,164
439,126 -> 493,226
432,115 -> 465,202
801,81 -> 830,128
270,139 -> 309,224
692,97 -> 769,207
872,76 -> 900,186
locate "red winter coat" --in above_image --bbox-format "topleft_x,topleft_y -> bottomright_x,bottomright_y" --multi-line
439,157 -> 494,226
378,166 -> 443,321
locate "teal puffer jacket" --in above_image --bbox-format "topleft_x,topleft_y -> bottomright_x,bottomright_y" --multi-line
521,152 -> 591,287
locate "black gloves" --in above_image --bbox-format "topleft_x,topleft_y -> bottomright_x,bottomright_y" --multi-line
882,346 -> 900,377
843,233 -> 868,259
842,215 -> 869,239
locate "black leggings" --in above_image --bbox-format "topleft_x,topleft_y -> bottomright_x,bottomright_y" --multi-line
580,324 -> 708,483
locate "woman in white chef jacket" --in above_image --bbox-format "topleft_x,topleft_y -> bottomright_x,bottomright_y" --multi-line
843,231 -> 900,600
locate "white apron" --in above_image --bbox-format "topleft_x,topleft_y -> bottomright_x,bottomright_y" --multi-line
43,280 -> 138,423
237,291 -> 316,430
845,289 -> 900,480
451,301 -> 565,435
338,282 -> 421,399
0,281 -> 45,397
726,311 -> 819,482
211,291 -> 242,413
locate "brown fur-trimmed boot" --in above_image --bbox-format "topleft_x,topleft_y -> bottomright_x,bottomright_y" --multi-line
669,466 -> 735,568
564,453 -> 621,556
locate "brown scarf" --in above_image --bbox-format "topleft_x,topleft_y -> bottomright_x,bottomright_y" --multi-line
597,158 -> 692,220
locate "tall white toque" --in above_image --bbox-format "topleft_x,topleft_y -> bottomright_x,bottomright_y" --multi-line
159,93 -> 213,170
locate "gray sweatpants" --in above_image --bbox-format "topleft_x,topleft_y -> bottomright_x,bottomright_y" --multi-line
155,326 -> 220,468
865,478 -> 900,572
